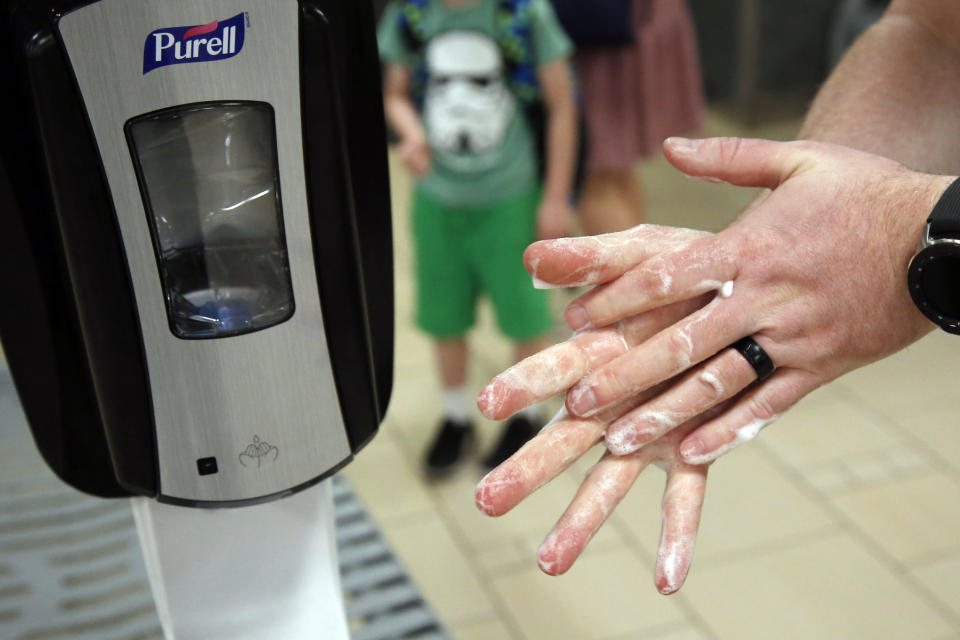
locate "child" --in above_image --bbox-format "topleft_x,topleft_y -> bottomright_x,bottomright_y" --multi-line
377,0 -> 577,475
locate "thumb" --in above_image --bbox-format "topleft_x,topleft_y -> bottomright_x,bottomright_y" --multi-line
663,137 -> 805,190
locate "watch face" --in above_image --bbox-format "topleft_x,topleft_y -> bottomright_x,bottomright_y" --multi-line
909,242 -> 960,334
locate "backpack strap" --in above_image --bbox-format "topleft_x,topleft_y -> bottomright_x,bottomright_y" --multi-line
397,0 -> 430,53
396,0 -> 431,106
494,0 -> 541,108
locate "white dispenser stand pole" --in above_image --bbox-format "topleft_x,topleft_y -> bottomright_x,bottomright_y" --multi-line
131,482 -> 348,640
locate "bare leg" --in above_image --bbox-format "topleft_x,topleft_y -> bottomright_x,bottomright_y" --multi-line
434,338 -> 467,388
578,169 -> 645,235
425,337 -> 474,474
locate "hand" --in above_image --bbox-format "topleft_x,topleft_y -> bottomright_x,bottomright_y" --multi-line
399,134 -> 430,177
536,197 -> 574,240
532,137 -> 951,464
476,406 -> 712,594
477,289 -> 714,593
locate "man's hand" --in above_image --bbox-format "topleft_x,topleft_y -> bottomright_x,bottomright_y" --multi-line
524,137 -> 951,465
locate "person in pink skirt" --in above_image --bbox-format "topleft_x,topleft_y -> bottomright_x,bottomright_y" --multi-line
574,0 -> 705,234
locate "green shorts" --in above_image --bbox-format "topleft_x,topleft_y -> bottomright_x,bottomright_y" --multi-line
412,187 -> 552,341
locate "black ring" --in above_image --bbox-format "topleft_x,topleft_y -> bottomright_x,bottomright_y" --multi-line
730,337 -> 775,381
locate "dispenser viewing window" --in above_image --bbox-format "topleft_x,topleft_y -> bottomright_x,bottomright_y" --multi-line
126,101 -> 294,339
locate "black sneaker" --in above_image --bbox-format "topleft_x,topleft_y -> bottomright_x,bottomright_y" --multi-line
424,418 -> 475,477
482,414 -> 541,469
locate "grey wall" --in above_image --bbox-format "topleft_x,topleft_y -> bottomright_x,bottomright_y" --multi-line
688,0 -> 886,102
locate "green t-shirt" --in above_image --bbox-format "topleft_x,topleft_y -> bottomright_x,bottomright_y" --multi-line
377,0 -> 573,207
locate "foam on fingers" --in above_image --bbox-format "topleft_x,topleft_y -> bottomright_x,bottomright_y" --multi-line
474,408 -> 604,517
681,414 -> 780,465
537,453 -> 646,576
477,342 -> 588,419
478,327 -> 630,420
525,225 -> 711,288
654,464 -> 707,595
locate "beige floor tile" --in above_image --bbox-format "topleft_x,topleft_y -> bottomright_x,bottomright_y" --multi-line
381,366 -> 444,446
760,392 -> 908,472
375,514 -> 498,628
343,432 -> 436,523
846,454 -> 900,485
830,471 -> 960,564
473,539 -> 532,577
393,320 -> 435,373
804,450 -> 931,497
888,447 -> 934,473
682,533 -> 955,640
450,616 -> 518,640
893,396 -> 960,475
636,627 -> 711,640
836,331 -> 960,416
806,465 -> 855,494
491,547 -> 689,640
912,553 -> 960,621
611,445 -> 836,566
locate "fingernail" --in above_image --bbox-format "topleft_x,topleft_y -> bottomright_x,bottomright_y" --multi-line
679,437 -> 705,462
568,385 -> 597,417
476,385 -> 495,417
532,276 -> 562,290
566,304 -> 590,331
665,137 -> 699,153
605,426 -> 641,456
475,474 -> 498,516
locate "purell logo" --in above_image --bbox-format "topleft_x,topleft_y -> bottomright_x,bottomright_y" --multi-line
142,13 -> 246,74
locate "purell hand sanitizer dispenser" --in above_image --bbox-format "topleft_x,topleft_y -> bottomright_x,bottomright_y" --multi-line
0,0 -> 393,506
1,1 -> 392,636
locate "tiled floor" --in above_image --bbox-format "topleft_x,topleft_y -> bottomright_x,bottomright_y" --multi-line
343,110 -> 960,640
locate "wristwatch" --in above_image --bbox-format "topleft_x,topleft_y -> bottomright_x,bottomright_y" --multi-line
908,177 -> 960,334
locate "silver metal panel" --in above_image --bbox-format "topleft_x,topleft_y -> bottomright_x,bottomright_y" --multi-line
58,0 -> 352,503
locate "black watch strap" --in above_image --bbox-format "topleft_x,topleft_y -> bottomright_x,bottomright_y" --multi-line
928,177 -> 960,238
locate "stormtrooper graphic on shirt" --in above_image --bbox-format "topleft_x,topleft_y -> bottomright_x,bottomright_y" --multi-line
423,30 -> 516,173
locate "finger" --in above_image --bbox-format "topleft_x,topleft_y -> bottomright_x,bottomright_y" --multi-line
475,399 -> 641,517
617,293 -> 714,346
525,224 -> 710,289
605,348 -> 758,455
477,328 -> 627,420
678,368 -> 821,465
564,236 -> 737,331
662,137 -> 806,189
477,295 -> 713,421
537,450 -> 650,576
567,297 -> 753,418
654,461 -> 708,595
